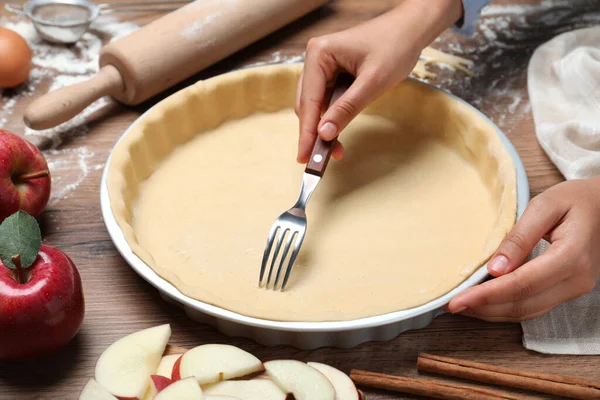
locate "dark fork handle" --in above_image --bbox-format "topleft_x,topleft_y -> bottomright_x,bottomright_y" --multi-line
305,72 -> 355,177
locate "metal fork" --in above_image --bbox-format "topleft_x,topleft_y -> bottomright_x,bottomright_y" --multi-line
258,72 -> 355,291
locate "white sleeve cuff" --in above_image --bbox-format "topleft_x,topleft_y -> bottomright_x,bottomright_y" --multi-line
452,0 -> 493,37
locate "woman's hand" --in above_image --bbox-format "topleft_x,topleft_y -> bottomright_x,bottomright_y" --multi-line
448,177 -> 600,322
295,0 -> 463,163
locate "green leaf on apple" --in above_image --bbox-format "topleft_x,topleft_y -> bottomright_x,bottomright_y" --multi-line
0,210 -> 41,269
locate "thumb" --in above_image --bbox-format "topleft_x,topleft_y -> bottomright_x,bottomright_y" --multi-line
487,196 -> 566,277
316,71 -> 386,141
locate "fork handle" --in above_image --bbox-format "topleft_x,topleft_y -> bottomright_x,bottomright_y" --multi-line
305,72 -> 355,177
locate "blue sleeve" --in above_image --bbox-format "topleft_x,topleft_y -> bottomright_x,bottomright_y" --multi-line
452,0 -> 493,37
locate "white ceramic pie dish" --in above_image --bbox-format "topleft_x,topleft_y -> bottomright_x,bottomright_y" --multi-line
100,65 -> 530,349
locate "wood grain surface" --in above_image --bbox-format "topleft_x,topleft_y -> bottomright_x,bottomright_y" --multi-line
1,1 -> 600,399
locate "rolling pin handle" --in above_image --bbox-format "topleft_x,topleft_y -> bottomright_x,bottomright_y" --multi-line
24,65 -> 124,131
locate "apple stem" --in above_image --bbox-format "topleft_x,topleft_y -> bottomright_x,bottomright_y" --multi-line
12,255 -> 25,284
18,169 -> 49,181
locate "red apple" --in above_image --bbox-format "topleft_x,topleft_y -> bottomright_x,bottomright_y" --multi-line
0,244 -> 85,360
0,129 -> 51,223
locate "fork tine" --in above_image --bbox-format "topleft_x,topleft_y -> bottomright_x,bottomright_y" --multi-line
259,225 -> 279,287
266,227 -> 288,288
280,232 -> 305,291
273,231 -> 297,290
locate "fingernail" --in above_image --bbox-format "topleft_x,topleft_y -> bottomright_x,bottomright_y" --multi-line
319,122 -> 337,140
452,305 -> 468,314
488,255 -> 509,274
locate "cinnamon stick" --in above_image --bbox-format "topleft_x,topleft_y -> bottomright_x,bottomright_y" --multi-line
350,369 -> 520,400
417,353 -> 600,400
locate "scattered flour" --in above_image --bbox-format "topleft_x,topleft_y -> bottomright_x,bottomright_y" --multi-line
45,147 -> 104,206
93,17 -> 139,43
180,0 -> 237,41
0,15 -> 139,204
4,0 -> 598,207
429,0 -> 600,135
244,51 -> 305,68
181,11 -> 222,39
242,3 -> 585,132
481,1 -> 572,17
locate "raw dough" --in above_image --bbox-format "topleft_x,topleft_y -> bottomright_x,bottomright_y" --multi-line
107,64 -> 516,322
413,46 -> 475,79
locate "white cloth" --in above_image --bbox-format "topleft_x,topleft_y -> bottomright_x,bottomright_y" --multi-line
522,242 -> 600,354
528,26 -> 600,180
523,26 -> 600,354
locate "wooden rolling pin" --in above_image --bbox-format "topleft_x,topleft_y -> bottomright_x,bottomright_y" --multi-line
24,0 -> 327,130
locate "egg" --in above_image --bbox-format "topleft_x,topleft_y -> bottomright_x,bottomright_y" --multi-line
0,27 -> 32,88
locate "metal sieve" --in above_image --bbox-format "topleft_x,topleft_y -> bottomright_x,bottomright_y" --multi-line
5,0 -> 191,44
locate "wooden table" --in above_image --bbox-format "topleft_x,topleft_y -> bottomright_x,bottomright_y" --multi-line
1,1 -> 599,399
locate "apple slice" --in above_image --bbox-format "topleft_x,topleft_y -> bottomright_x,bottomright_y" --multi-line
171,355 -> 183,380
264,360 -> 335,400
95,324 -> 171,400
252,373 -> 271,380
156,354 -> 181,378
80,379 -> 118,400
203,380 -> 286,400
155,377 -> 204,400
143,375 -> 173,400
175,344 -> 263,384
307,362 -> 359,400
